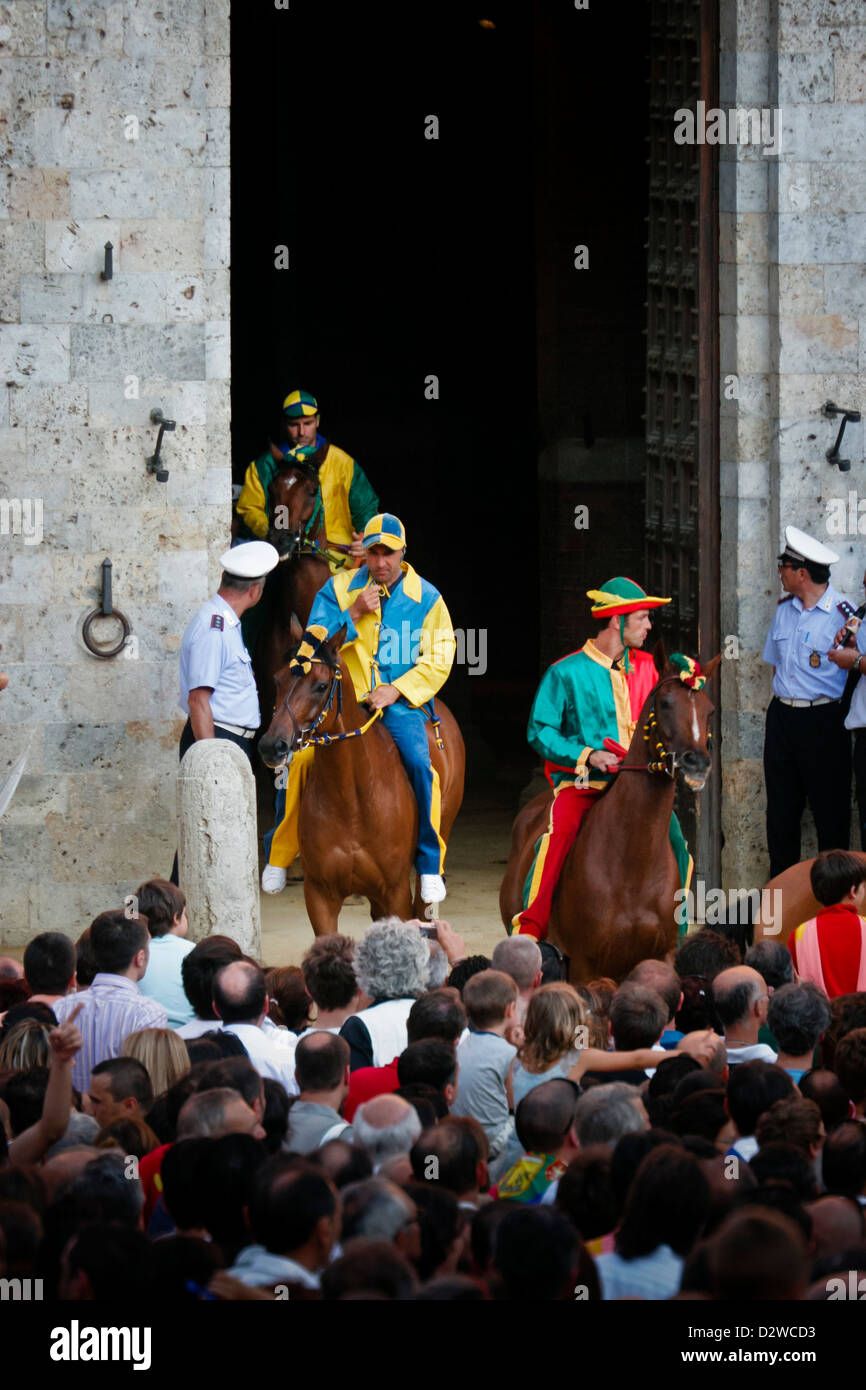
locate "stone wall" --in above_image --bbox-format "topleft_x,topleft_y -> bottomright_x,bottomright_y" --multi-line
0,0 -> 230,944
720,0 -> 866,891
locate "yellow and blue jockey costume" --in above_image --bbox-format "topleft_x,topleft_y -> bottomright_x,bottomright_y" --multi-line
265,514 -> 456,879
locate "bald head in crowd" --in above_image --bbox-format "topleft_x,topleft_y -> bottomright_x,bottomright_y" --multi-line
491,939 -> 542,1022
354,1095 -> 422,1170
808,1194 -> 866,1261
212,960 -> 268,1026
712,966 -> 770,1049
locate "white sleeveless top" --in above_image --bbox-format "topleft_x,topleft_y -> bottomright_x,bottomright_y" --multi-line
355,998 -> 415,1067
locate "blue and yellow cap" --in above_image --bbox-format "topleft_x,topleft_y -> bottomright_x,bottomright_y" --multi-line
282,389 -> 319,419
362,513 -> 406,551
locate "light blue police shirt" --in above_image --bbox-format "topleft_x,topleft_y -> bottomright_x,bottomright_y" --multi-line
844,620 -> 866,731
761,581 -> 853,700
179,594 -> 260,727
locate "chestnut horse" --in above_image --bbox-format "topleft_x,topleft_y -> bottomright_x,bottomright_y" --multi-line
499,644 -> 721,983
258,623 -> 466,934
256,454 -> 353,728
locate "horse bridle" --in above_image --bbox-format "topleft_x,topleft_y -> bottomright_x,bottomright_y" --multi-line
278,661 -> 383,756
273,471 -> 354,567
620,674 -> 713,779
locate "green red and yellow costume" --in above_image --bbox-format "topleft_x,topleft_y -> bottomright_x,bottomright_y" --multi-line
512,578 -> 691,940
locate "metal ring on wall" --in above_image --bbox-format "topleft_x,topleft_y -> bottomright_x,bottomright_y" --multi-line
82,608 -> 131,659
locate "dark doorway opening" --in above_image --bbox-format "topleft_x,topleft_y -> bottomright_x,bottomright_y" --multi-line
231,0 -> 720,874
231,0 -> 539,806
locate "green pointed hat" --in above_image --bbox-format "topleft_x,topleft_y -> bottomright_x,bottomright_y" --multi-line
587,577 -> 671,619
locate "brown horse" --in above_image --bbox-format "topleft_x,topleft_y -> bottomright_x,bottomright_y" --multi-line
499,644 -> 721,983
258,623 -> 466,934
751,853 -> 866,946
255,455 -> 352,727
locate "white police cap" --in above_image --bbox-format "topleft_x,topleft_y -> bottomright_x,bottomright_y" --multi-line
780,526 -> 839,568
219,540 -> 280,580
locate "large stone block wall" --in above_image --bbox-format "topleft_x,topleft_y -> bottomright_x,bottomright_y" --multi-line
0,0 -> 230,944
720,0 -> 866,892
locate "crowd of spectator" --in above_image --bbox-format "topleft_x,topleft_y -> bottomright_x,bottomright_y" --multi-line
2,858 -> 866,1301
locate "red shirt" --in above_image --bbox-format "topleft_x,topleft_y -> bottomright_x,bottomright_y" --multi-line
138,1142 -> 172,1224
788,904 -> 866,999
343,1059 -> 400,1123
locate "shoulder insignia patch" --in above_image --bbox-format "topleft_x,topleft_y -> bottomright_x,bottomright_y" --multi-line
210,614 -> 224,630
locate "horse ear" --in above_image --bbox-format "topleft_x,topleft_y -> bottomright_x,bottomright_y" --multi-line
653,638 -> 668,677
289,612 -> 304,645
701,652 -> 722,682
326,623 -> 348,656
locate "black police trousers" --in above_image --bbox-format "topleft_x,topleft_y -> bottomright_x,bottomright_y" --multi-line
764,696 -> 851,879
854,728 -> 866,852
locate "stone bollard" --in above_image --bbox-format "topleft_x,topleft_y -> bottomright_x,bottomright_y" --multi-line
177,739 -> 261,957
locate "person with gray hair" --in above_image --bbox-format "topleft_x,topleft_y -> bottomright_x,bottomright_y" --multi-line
353,1093 -> 422,1169
491,937 -> 543,1022
426,940 -> 450,990
745,939 -> 795,992
176,1086 -> 265,1141
340,1176 -> 419,1254
767,981 -> 832,1082
712,966 -> 777,1066
340,918 -> 430,1070
574,1082 -> 648,1148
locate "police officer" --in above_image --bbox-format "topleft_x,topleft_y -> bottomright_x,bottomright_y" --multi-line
829,565 -> 866,850
178,540 -> 279,761
170,541 -> 279,884
762,526 -> 854,877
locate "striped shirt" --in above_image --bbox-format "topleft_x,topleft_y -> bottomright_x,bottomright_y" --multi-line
54,974 -> 168,1092
788,904 -> 866,999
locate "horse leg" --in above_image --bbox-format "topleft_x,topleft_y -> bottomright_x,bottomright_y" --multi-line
303,878 -> 342,937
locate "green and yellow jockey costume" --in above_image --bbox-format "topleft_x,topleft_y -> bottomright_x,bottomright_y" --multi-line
235,390 -> 379,656
512,578 -> 691,941
235,389 -> 379,553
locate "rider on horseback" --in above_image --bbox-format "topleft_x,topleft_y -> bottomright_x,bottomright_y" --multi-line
512,577 -> 691,941
272,513 -> 456,908
235,389 -> 380,562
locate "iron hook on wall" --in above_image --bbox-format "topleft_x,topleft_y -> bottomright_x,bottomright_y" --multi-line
100,241 -> 113,281
823,400 -> 862,473
82,558 -> 131,659
146,408 -> 176,482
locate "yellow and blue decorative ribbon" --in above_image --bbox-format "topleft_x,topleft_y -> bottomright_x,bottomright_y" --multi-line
289,624 -> 330,674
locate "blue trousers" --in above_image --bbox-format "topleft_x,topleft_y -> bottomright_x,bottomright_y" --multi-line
381,702 -> 445,876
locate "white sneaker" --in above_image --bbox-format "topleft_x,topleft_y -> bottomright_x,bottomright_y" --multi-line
261,864 -> 287,894
420,873 -> 447,904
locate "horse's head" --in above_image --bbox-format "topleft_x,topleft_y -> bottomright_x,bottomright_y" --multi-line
646,640 -> 721,791
258,619 -> 348,768
268,459 -> 321,559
